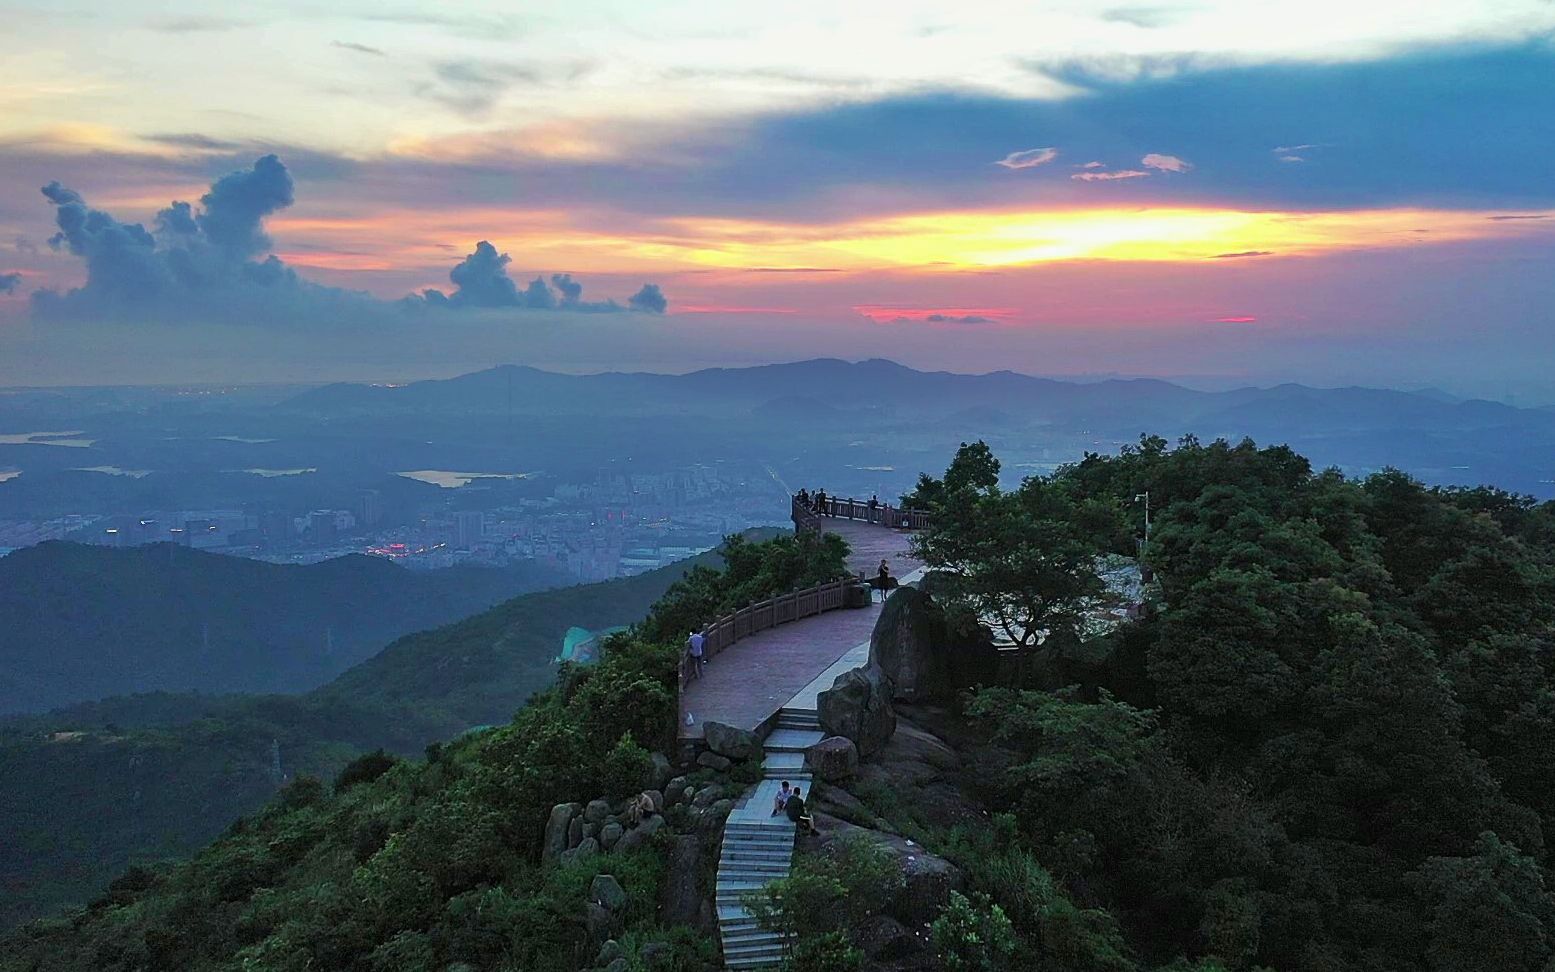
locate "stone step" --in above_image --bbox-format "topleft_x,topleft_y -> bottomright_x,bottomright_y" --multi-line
763,728 -> 825,752
720,850 -> 791,862
720,860 -> 790,874
719,870 -> 786,884
725,942 -> 786,962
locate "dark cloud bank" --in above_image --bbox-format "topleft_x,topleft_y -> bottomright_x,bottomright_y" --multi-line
31,155 -> 666,326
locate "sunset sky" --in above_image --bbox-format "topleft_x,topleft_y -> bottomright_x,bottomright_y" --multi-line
1,1 -> 1552,393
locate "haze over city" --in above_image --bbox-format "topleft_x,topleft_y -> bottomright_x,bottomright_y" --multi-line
0,1 -> 1552,397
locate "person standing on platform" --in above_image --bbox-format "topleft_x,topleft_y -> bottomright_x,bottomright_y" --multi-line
687,628 -> 706,680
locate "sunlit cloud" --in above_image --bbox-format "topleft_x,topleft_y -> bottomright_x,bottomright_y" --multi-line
1072,169 -> 1150,181
854,305 -> 1014,324
995,147 -> 1058,169
1142,152 -> 1192,172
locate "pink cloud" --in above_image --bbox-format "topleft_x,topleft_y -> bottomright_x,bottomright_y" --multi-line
1072,169 -> 1150,182
1142,153 -> 1192,173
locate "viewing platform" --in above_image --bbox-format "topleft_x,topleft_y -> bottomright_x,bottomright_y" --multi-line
678,513 -> 923,741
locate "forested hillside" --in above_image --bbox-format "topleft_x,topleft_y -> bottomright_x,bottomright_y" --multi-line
0,544 -> 740,931
873,437 -> 1555,971
0,530 -> 851,970
0,542 -> 569,713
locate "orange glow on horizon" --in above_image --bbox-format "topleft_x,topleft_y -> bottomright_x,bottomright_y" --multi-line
269,203 -> 1555,286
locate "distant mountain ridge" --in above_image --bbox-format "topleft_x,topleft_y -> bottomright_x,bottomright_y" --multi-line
0,542 -> 568,714
283,358 -> 1534,434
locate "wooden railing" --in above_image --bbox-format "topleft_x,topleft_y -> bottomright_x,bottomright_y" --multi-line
679,574 -> 862,688
791,494 -> 932,532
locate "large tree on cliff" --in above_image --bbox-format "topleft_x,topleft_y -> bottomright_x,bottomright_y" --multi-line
912,443 -> 1104,650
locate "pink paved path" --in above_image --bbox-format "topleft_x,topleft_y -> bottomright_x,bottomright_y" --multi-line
679,518 -> 921,739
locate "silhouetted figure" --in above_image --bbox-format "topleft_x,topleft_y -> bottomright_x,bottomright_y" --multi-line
815,489 -> 828,515
797,488 -> 810,509
786,786 -> 819,835
873,560 -> 895,602
867,494 -> 879,522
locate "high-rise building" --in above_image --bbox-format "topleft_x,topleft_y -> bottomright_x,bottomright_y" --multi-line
357,489 -> 383,528
455,510 -> 484,549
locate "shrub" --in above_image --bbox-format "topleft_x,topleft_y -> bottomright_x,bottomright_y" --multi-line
334,749 -> 398,793
931,892 -> 1018,972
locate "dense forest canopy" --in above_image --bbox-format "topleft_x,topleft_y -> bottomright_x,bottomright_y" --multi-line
902,435 -> 1555,971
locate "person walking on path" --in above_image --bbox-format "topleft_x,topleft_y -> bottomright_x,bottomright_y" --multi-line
785,786 -> 819,836
686,628 -> 706,680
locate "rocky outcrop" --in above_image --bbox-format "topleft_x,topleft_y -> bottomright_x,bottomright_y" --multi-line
818,665 -> 897,757
615,813 -> 665,853
590,873 -> 627,912
811,818 -> 964,925
542,802 -> 582,862
696,751 -> 732,771
658,835 -> 705,928
806,736 -> 860,781
702,721 -> 762,762
869,585 -> 998,703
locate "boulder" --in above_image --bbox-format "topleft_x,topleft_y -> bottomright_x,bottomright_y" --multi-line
854,914 -> 927,962
817,665 -> 897,757
658,835 -> 703,927
591,873 -> 628,912
696,751 -> 732,772
604,959 -> 628,972
868,586 -> 998,703
868,586 -> 948,703
596,940 -> 624,965
644,789 -> 665,813
542,802 -> 581,862
805,736 -> 860,781
584,798 -> 612,826
599,821 -> 624,849
666,775 -> 690,800
567,816 -> 584,848
584,901 -> 616,941
691,785 -> 720,808
703,721 -> 762,762
639,941 -> 672,966
615,813 -> 666,853
649,752 -> 675,791
560,836 -> 599,864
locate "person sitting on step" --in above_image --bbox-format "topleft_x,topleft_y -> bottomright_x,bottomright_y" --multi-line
785,786 -> 819,836
771,780 -> 792,816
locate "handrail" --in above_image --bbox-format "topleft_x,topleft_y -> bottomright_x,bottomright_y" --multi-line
678,573 -> 862,688
792,493 -> 932,532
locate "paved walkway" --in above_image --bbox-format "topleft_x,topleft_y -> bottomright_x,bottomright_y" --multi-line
681,517 -> 921,740
702,515 -> 924,969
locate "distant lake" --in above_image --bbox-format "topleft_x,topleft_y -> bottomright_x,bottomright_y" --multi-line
74,466 -> 152,478
0,431 -> 96,447
237,468 -> 317,477
398,470 -> 534,488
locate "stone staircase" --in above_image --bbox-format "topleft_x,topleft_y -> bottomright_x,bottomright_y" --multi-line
716,706 -> 825,969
